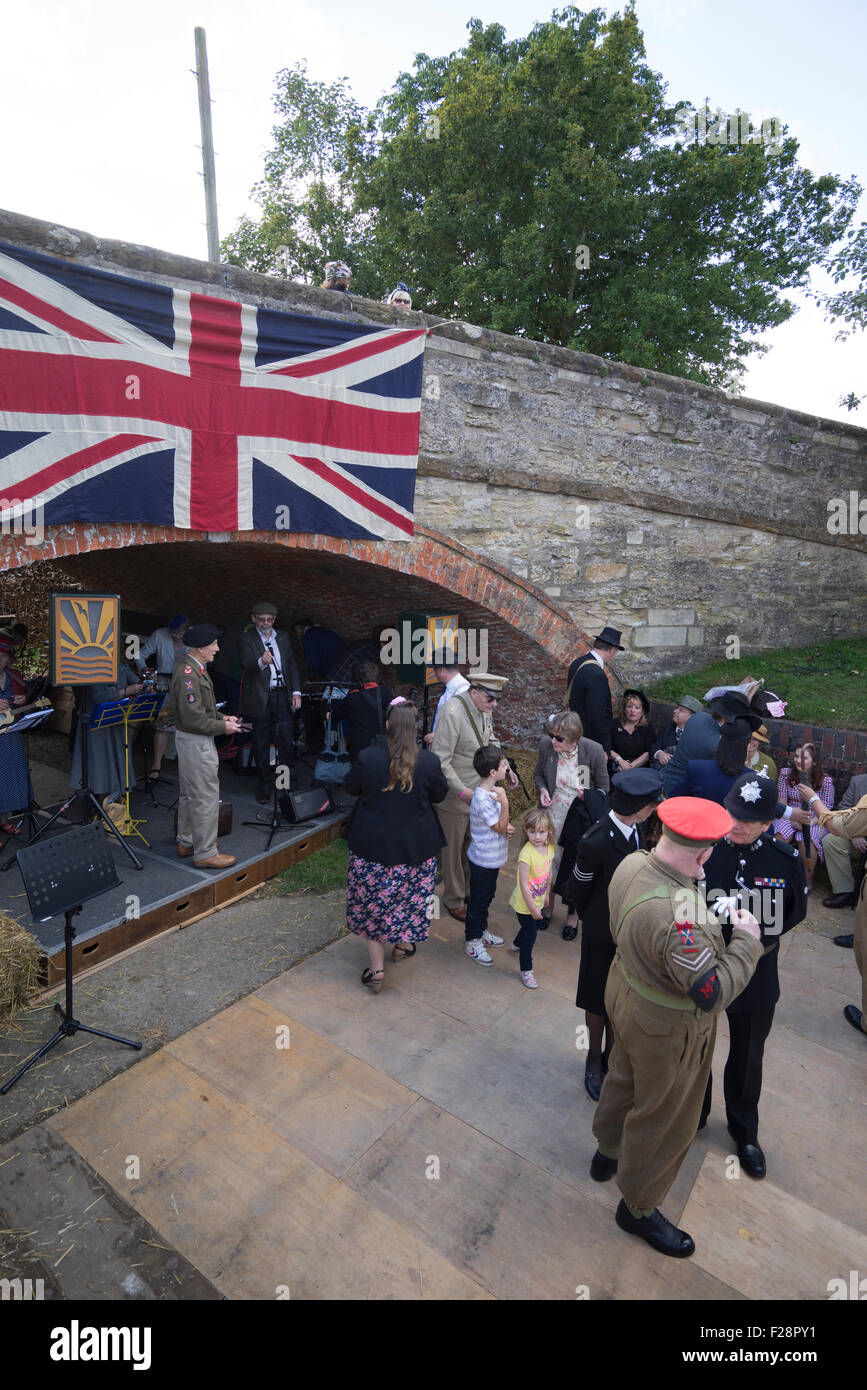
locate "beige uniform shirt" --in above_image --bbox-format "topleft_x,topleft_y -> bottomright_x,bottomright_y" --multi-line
608,850 -> 763,1014
431,694 -> 498,814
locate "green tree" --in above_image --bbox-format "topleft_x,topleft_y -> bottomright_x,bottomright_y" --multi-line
818,220 -> 867,411
224,6 -> 860,391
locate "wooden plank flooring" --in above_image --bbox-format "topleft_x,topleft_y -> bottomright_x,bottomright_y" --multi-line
47,881 -> 866,1300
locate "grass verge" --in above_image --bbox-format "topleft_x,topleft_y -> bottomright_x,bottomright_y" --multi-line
645,638 -> 867,731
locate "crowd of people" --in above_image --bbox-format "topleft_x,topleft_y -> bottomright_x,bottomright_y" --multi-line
1,607 -> 864,1263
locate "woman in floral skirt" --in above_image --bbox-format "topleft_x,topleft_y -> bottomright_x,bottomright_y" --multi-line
344,700 -> 448,993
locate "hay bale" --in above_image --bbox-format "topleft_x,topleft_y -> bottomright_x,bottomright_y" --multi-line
0,912 -> 42,1021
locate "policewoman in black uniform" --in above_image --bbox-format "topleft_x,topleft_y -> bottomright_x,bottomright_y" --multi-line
564,768 -> 663,1100
699,771 -> 807,1177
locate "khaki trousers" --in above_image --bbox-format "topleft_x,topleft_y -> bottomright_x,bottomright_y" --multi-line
823,832 -> 861,894
593,964 -> 715,1212
855,887 -> 867,1032
175,730 -> 220,861
437,803 -> 471,910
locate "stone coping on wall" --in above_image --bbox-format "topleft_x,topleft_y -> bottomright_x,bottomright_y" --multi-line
648,699 -> 866,802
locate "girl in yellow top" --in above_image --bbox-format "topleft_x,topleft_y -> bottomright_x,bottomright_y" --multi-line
509,806 -> 556,988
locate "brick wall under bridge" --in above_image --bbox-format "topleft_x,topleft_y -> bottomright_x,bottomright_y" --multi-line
3,521 -> 606,743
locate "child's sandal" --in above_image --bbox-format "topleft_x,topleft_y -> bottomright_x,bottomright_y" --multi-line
391,942 -> 417,963
361,967 -> 384,993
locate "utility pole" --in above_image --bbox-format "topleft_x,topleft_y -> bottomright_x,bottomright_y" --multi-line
194,27 -> 220,262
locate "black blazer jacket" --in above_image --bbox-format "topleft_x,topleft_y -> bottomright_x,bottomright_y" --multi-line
561,812 -> 644,941
566,654 -> 613,752
344,746 -> 448,866
239,629 -> 301,721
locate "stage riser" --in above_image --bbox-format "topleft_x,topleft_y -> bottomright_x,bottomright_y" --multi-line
41,819 -> 344,989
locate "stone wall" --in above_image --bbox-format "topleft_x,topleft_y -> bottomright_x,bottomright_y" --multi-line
2,207 -> 866,692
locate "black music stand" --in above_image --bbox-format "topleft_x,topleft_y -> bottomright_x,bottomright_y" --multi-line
1,823 -> 142,1095
5,701 -> 144,871
0,707 -> 55,850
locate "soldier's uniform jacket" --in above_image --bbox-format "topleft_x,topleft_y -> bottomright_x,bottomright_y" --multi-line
169,657 -> 226,738
704,832 -> 806,1013
817,795 -> 867,912
563,812 -> 643,941
431,694 -> 498,814
607,850 -> 763,1015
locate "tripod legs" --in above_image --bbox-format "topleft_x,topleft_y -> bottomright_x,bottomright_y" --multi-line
1,909 -> 141,1095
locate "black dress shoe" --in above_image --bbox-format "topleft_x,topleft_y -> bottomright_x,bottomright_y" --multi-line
584,1061 -> 603,1102
562,922 -> 578,941
589,1149 -> 618,1182
823,893 -> 855,909
833,933 -> 855,949
615,1200 -> 695,1258
736,1142 -> 766,1179
844,1004 -> 865,1034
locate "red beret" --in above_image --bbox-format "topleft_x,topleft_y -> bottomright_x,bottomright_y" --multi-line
658,797 -> 732,849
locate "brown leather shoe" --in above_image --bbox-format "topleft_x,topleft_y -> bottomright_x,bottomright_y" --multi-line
194,852 -> 236,869
446,904 -> 467,922
822,892 -> 855,909
177,843 -> 194,857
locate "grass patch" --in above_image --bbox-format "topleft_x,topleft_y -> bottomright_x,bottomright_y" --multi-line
261,836 -> 349,898
645,638 -> 867,731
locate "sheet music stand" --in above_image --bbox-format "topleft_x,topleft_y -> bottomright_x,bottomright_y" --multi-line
1,823 -> 142,1095
7,701 -> 144,871
0,707 -> 55,849
88,691 -> 165,846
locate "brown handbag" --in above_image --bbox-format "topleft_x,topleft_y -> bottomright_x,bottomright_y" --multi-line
174,801 -> 233,837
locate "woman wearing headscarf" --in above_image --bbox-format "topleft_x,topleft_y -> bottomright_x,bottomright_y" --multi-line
344,700 -> 448,992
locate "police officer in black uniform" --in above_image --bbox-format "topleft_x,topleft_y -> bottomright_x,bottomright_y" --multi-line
699,771 -> 807,1177
564,768 -> 663,1100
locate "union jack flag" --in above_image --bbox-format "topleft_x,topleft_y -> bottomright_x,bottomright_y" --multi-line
0,242 -> 426,539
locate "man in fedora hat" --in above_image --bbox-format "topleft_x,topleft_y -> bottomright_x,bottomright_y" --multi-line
699,772 -> 807,1177
240,602 -> 302,804
170,624 -> 243,869
566,626 -> 624,753
432,673 -> 517,922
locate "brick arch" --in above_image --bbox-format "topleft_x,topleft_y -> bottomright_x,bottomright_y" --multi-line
8,521 -> 590,664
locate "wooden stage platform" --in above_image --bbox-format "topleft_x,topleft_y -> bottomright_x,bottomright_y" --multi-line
0,738 -> 348,987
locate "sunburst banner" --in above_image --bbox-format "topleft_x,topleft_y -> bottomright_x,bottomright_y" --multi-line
50,592 -> 119,686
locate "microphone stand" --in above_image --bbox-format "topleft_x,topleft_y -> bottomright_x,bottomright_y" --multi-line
242,636 -> 294,849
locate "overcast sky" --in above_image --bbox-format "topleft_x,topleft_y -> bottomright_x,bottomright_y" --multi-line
2,0 -> 864,424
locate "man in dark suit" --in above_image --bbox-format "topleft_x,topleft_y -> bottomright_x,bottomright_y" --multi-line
563,768 -> 663,1099
240,602 -> 302,804
565,626 -> 624,753
699,772 -> 807,1177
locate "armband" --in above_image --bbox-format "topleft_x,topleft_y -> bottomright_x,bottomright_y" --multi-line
688,969 -> 721,1011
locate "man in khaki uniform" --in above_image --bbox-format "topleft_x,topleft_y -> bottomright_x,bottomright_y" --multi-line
589,797 -> 763,1257
801,778 -> 867,1035
170,624 -> 242,869
431,673 -> 517,920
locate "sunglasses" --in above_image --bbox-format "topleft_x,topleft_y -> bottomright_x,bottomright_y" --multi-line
473,689 -> 499,702
551,733 -> 568,743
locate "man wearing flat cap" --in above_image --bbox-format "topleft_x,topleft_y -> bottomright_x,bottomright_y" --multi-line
170,625 -> 243,869
653,695 -> 703,770
239,603 -> 302,805
698,773 -> 806,1177
565,626 -> 624,753
589,796 -> 763,1258
432,673 -> 517,922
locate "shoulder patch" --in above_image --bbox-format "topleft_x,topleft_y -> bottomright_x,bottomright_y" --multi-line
187,693 -> 196,702
689,969 -> 721,1011
184,666 -> 192,674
